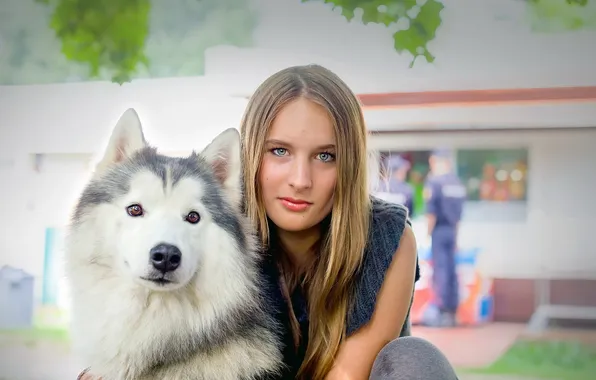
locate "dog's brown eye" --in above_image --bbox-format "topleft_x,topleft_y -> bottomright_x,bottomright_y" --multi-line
185,211 -> 200,224
127,204 -> 144,217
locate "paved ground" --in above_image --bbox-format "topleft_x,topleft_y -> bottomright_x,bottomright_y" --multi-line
412,322 -> 526,368
0,341 -> 80,380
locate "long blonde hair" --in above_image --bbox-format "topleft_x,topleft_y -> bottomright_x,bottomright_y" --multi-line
240,64 -> 371,379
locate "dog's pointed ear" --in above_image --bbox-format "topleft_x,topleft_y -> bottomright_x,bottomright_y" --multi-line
95,108 -> 147,176
201,128 -> 242,207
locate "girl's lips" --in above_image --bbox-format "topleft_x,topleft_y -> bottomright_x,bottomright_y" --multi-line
279,198 -> 311,212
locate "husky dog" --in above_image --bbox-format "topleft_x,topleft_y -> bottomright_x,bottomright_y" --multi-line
64,109 -> 283,380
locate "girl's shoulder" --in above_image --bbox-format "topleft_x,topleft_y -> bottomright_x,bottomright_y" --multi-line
370,196 -> 410,237
368,195 -> 419,283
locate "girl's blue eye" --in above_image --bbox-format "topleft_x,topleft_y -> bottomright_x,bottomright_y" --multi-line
318,152 -> 335,162
272,148 -> 287,156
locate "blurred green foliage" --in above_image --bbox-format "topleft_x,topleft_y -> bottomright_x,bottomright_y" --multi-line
43,0 -> 151,84
527,0 -> 596,32
0,0 -> 257,84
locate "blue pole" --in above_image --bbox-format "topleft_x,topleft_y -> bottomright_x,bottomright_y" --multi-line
42,227 -> 56,305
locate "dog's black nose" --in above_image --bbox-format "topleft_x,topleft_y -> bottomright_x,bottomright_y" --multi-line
149,243 -> 182,273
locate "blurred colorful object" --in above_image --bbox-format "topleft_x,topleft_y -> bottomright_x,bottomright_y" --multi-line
411,245 -> 495,326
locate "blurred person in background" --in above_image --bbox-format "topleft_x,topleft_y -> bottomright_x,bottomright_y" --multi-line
377,155 -> 415,216
423,148 -> 467,328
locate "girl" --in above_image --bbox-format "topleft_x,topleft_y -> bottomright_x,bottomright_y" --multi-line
240,64 -> 458,380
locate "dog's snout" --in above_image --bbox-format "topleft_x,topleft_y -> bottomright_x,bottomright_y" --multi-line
150,243 -> 182,273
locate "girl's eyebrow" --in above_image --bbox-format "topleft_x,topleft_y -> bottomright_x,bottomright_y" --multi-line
264,139 -> 290,146
265,139 -> 336,151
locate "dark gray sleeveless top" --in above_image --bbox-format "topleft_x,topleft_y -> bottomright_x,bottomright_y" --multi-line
261,196 -> 420,378
346,197 -> 420,336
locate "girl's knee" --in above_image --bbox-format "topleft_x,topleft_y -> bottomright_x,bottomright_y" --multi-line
369,337 -> 458,380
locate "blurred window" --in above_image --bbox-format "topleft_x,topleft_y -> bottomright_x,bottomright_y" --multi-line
456,148 -> 529,203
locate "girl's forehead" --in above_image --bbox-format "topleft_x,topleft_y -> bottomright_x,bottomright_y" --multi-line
267,100 -> 335,140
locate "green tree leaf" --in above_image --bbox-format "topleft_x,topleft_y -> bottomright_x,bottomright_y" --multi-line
303,0 -> 440,65
42,0 -> 151,84
394,0 -> 444,66
310,0 -> 444,65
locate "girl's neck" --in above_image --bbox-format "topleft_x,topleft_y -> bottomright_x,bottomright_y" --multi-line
276,225 -> 320,274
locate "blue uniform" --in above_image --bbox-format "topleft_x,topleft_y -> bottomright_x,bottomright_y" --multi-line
376,156 -> 415,216
424,171 -> 466,314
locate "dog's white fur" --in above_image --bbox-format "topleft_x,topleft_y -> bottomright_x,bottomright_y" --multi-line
65,109 -> 282,380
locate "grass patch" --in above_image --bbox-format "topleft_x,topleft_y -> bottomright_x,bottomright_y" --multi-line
460,339 -> 596,380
